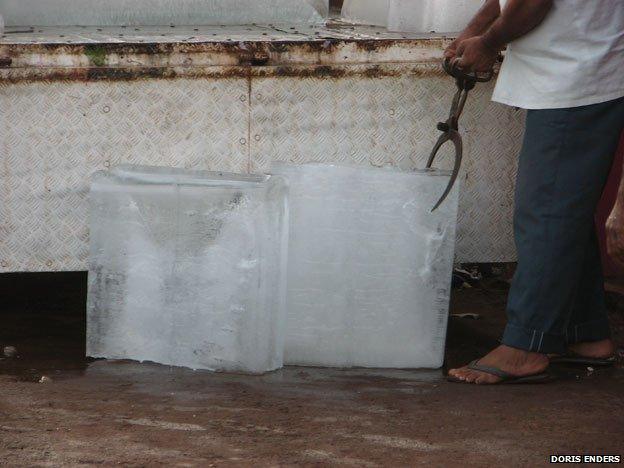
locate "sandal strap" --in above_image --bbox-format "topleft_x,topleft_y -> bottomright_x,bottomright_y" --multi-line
467,360 -> 514,379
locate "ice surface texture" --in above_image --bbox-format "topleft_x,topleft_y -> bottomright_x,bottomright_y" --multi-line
0,0 -> 328,27
87,165 -> 289,374
272,163 -> 459,369
341,0 -> 481,33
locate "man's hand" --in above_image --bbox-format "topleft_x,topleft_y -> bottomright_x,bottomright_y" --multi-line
606,203 -> 624,266
455,36 -> 499,72
444,39 -> 461,60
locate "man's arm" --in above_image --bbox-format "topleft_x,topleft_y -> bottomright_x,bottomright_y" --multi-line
481,0 -> 553,51
607,164 -> 624,266
454,0 -> 554,72
444,0 -> 500,59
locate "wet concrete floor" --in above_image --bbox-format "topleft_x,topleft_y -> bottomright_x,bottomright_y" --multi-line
1,272 -> 623,466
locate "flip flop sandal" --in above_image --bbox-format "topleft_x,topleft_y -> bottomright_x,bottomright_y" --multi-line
447,360 -> 552,384
549,353 -> 616,367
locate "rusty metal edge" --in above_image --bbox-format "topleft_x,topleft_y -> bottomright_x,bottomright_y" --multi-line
0,62 -> 447,84
0,37 -> 453,83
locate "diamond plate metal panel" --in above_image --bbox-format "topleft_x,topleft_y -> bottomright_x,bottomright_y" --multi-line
0,64 -> 524,271
250,76 -> 524,263
0,78 -> 249,272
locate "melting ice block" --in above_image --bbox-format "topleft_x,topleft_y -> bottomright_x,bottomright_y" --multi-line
0,0 -> 328,27
87,165 -> 289,374
341,0 -> 481,33
272,163 -> 459,369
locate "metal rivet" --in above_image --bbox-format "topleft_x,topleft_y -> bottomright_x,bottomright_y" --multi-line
239,95 -> 246,102
103,105 -> 110,113
389,109 -> 396,116
46,260 -> 53,267
254,134 -> 261,141
104,160 -> 110,168
239,138 -> 247,145
256,94 -> 262,100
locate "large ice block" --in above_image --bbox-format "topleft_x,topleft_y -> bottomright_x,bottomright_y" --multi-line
87,165 -> 289,374
272,163 -> 459,369
387,0 -> 483,33
341,0 -> 482,33
341,0 -> 390,27
0,0 -> 328,27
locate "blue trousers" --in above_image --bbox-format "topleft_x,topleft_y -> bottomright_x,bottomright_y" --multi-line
502,97 -> 624,354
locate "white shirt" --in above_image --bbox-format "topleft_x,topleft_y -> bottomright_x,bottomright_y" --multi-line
492,0 -> 624,109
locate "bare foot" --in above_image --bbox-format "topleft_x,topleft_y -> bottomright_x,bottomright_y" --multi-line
448,345 -> 549,384
568,338 -> 615,359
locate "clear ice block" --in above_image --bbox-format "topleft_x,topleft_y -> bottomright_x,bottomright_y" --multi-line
0,0 -> 328,27
341,0 -> 481,33
272,163 -> 459,369
341,0 -> 390,27
87,165 -> 289,374
387,0 -> 482,33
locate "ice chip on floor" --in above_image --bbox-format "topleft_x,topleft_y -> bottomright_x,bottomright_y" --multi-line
87,165 -> 289,374
272,163 -> 459,369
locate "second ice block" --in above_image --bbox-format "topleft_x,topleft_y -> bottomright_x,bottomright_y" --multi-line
87,165 -> 289,374
272,163 -> 459,369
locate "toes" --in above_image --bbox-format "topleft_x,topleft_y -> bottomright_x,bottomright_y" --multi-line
452,369 -> 501,384
463,370 -> 478,383
448,367 -> 470,380
449,366 -> 502,384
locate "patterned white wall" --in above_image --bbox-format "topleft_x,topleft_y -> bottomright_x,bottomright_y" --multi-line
0,74 -> 523,272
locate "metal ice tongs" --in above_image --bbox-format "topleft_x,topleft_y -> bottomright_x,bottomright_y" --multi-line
426,58 -> 493,211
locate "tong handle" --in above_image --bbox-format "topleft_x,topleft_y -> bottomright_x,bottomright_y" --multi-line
443,57 -> 493,83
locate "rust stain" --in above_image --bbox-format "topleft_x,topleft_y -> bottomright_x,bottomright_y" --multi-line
0,37 -> 450,84
86,67 -> 170,81
2,37 -> 445,58
270,65 -> 347,79
0,63 -> 445,84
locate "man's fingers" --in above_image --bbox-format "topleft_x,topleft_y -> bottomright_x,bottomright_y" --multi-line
606,229 -> 616,256
606,224 -> 624,266
454,56 -> 467,70
615,244 -> 624,266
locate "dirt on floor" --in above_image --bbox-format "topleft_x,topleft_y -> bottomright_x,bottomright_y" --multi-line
0,271 -> 623,467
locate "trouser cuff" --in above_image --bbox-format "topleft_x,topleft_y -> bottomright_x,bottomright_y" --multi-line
501,323 -> 566,354
565,318 -> 611,344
